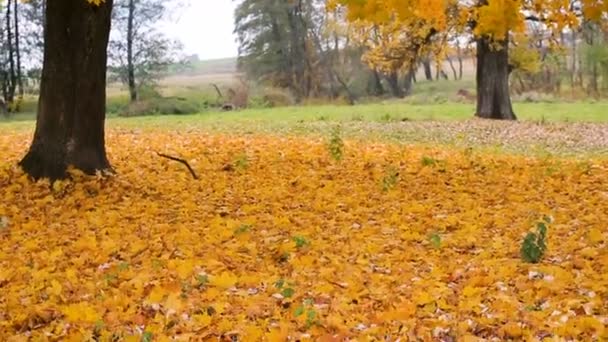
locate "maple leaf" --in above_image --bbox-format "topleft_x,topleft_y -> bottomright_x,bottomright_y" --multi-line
62,303 -> 99,323
210,272 -> 238,289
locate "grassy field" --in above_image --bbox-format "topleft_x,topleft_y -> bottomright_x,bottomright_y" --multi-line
2,101 -> 607,158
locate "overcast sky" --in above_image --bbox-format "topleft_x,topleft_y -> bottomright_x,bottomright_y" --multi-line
162,1 -> 239,60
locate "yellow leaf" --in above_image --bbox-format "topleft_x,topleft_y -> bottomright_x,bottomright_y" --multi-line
164,292 -> 183,313
175,259 -> 195,279
193,313 -> 212,328
413,291 -> 434,306
588,228 -> 604,245
243,325 -> 264,340
147,286 -> 167,304
502,322 -> 522,338
62,303 -> 99,323
266,326 -> 289,342
47,279 -> 62,297
462,286 -> 480,297
210,272 -> 238,289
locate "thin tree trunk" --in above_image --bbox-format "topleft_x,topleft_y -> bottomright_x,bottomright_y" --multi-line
13,0 -> 23,110
457,43 -> 463,80
475,37 -> 516,120
6,0 -> 16,110
127,0 -> 137,101
422,58 -> 433,81
448,57 -> 458,80
19,0 -> 114,180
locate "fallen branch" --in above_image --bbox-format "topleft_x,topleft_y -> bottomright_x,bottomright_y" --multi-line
157,153 -> 199,179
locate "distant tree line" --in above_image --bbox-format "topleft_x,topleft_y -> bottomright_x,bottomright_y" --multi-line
0,0 -> 181,117
234,0 -> 608,111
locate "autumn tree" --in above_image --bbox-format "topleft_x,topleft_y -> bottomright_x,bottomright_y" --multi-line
234,0 -> 318,102
109,0 -> 182,102
331,0 -> 608,120
19,0 -> 114,180
0,0 -> 23,113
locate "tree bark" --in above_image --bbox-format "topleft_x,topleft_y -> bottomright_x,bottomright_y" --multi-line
403,66 -> 415,96
386,71 -> 404,98
457,43 -> 463,80
13,0 -> 23,110
19,0 -> 114,181
422,57 -> 433,81
127,0 -> 137,101
475,37 -> 517,120
6,0 -> 16,111
369,69 -> 384,96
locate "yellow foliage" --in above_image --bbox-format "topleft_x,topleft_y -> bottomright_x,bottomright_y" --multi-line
1,130 -> 607,340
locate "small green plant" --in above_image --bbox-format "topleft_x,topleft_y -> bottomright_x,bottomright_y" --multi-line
429,233 -> 441,249
293,235 -> 310,249
234,224 -> 252,235
380,113 -> 393,122
381,166 -> 399,192
421,156 -> 438,167
274,278 -> 295,298
196,274 -> 209,288
327,126 -> 344,161
294,298 -> 319,329
141,331 -> 153,342
521,216 -> 551,263
317,115 -> 329,121
234,153 -> 249,170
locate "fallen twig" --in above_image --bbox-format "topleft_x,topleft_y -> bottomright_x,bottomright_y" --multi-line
157,152 -> 199,179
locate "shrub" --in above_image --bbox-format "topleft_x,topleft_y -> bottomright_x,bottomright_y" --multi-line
119,97 -> 200,117
521,216 -> 551,263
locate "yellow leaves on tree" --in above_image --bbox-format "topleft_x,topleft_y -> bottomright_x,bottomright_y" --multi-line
474,0 -> 525,40
332,0 -> 608,46
1,129 -> 608,340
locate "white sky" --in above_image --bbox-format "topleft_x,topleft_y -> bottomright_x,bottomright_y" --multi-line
162,1 -> 239,60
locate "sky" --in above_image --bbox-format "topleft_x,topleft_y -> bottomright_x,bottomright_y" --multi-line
162,1 -> 239,61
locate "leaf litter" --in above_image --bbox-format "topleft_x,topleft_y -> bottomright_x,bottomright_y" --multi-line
0,128 -> 607,341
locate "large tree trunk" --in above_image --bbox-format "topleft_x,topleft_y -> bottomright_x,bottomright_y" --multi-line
19,0 -> 114,181
369,69 -> 384,96
475,37 -> 517,120
386,71 -> 404,98
127,0 -> 137,101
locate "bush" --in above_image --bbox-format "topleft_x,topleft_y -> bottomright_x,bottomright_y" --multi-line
249,87 -> 294,108
118,97 -> 200,117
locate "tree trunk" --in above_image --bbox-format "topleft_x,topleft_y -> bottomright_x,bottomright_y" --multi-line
457,43 -> 463,80
403,66 -> 414,96
369,69 -> 384,96
13,0 -> 23,110
386,71 -> 404,98
6,0 -> 16,111
127,0 -> 137,101
19,0 -> 114,181
448,57 -> 458,80
422,58 -> 433,81
475,37 -> 517,120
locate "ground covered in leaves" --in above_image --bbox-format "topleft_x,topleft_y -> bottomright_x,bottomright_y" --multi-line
1,126 -> 608,341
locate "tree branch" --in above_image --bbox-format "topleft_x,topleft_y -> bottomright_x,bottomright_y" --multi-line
157,152 -> 199,179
